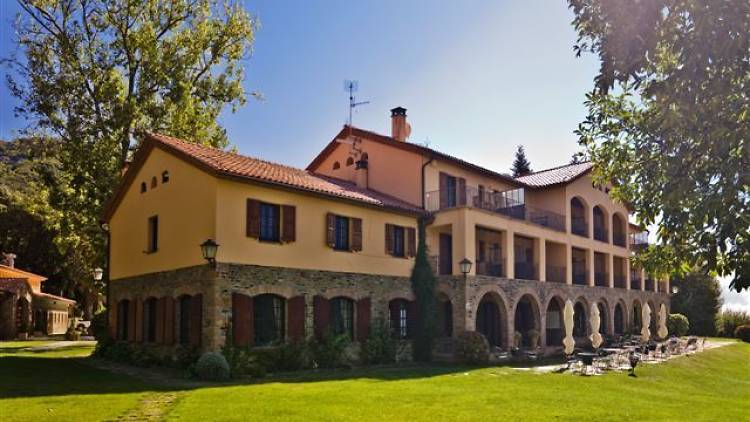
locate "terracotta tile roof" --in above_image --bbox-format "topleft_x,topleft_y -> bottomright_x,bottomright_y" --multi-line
514,162 -> 593,188
141,132 -> 424,214
33,291 -> 76,303
307,126 -> 521,186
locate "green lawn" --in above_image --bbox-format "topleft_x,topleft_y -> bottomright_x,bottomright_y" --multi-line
1,340 -> 748,421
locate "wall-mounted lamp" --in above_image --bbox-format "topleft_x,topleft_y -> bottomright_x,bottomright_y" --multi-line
200,239 -> 219,265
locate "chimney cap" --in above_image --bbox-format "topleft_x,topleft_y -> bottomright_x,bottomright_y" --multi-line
390,107 -> 407,117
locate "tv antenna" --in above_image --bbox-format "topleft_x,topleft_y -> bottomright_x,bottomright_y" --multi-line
345,80 -> 369,130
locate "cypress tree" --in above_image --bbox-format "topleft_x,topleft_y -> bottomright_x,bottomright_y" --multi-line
410,216 -> 437,362
511,145 -> 533,177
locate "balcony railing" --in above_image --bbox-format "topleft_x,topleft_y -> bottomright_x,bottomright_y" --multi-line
425,187 -> 566,232
614,275 -> 626,289
476,260 -> 505,277
546,265 -> 566,283
645,278 -> 655,291
630,272 -> 642,290
571,217 -> 588,237
629,232 -> 649,251
594,227 -> 608,243
613,232 -> 627,247
514,262 -> 537,280
572,267 -> 588,285
594,272 -> 609,287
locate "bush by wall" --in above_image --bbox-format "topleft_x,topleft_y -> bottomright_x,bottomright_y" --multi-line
667,313 -> 690,337
194,352 -> 230,381
309,331 -> 351,369
715,310 -> 750,337
734,325 -> 750,343
360,318 -> 396,365
455,331 -> 490,365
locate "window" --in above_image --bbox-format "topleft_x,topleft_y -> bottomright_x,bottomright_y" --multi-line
254,294 -> 285,345
259,203 -> 281,242
386,224 -> 415,257
445,175 -> 457,207
346,157 -> 354,166
333,161 -> 340,170
151,176 -> 157,189
334,216 -> 350,251
392,226 -> 405,257
117,300 -> 130,341
161,171 -> 170,183
146,216 -> 158,253
140,182 -> 147,193
143,298 -> 158,343
330,297 -> 354,338
178,295 -> 191,345
389,299 -> 410,339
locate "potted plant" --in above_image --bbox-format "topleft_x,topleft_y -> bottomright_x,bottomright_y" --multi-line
513,331 -> 523,349
527,329 -> 540,349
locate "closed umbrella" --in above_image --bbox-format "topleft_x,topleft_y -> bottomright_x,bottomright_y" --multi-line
590,303 -> 602,349
563,299 -> 575,355
641,303 -> 651,342
658,303 -> 668,339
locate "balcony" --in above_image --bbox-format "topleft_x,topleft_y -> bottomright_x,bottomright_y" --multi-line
594,227 -> 608,243
514,262 -> 537,280
645,278 -> 655,291
630,272 -> 642,290
630,232 -> 649,251
594,272 -> 608,287
614,275 -> 626,289
546,265 -> 566,283
425,187 -> 566,232
476,260 -> 505,277
613,232 -> 626,247
572,266 -> 588,285
571,217 -> 588,237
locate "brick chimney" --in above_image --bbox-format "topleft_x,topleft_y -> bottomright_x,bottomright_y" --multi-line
2,252 -> 16,268
391,107 -> 411,142
354,155 -> 368,189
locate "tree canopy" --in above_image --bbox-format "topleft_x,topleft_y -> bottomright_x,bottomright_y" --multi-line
511,145 -> 533,177
669,271 -> 722,336
569,0 -> 750,290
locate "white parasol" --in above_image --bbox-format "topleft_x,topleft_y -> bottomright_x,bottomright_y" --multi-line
658,303 -> 668,339
590,303 -> 602,349
563,299 -> 575,355
641,303 -> 651,342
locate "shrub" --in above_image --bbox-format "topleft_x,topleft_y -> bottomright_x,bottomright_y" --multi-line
361,318 -> 396,365
65,326 -> 81,341
715,310 -> 750,337
273,340 -> 310,371
175,345 -> 202,369
734,325 -> 750,343
194,352 -> 230,381
668,314 -> 690,337
91,310 -> 108,339
455,331 -> 489,365
309,331 -> 351,368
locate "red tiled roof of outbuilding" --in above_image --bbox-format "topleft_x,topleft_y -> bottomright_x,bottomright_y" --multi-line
514,162 -> 593,188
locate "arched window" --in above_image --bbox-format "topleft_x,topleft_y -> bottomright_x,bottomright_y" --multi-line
360,152 -> 368,161
614,303 -> 625,335
151,176 -> 158,189
389,299 -> 410,339
612,213 -> 626,246
178,295 -> 192,345
143,297 -> 158,343
332,161 -> 340,170
254,294 -> 286,345
573,302 -> 587,338
117,299 -> 130,341
330,297 -> 354,339
437,294 -> 453,338
140,182 -> 147,193
570,197 -> 588,237
161,171 -> 170,183
593,206 -> 608,242
346,157 -> 354,166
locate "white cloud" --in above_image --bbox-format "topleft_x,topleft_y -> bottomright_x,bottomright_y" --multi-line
719,275 -> 750,313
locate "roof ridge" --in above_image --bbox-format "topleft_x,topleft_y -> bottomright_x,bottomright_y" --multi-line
518,161 -> 592,178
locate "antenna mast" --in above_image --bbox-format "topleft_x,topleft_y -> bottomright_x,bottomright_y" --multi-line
344,80 -> 369,135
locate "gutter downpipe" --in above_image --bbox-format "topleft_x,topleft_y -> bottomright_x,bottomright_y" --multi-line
421,154 -> 434,211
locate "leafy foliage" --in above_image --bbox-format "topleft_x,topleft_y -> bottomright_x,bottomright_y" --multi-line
194,352 -> 230,381
308,331 -> 351,369
454,331 -> 489,365
511,145 -> 532,177
410,217 -> 437,362
569,0 -> 750,290
667,314 -> 689,337
669,272 -> 721,336
735,325 -> 750,343
360,318 -> 396,365
715,309 -> 750,338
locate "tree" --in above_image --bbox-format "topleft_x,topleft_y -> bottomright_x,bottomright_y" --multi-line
569,151 -> 588,165
568,0 -> 750,291
2,0 -> 257,305
511,145 -> 532,177
669,272 -> 722,336
667,314 -> 689,337
410,217 -> 437,362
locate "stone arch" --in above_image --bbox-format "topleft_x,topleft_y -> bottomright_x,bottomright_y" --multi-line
476,291 -> 509,349
322,287 -> 367,301
632,298 -> 643,333
436,291 -> 453,338
596,298 -> 610,336
467,285 -> 512,326
238,284 -> 298,299
383,290 -> 416,303
570,196 -> 589,236
544,295 -> 565,347
572,296 -> 590,339
613,299 -> 627,335
512,292 -> 542,349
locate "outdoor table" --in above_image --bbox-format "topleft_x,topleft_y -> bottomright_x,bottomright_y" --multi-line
577,352 -> 597,375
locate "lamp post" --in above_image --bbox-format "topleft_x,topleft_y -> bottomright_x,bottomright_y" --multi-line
459,258 -> 473,285
671,285 -> 679,295
200,239 -> 219,266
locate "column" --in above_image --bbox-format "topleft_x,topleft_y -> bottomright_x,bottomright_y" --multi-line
505,230 -> 515,279
537,238 -> 546,282
608,253 -> 614,288
625,257 -> 631,290
566,244 -> 572,285
587,248 -> 595,286
640,269 -> 646,291
452,210 -> 475,276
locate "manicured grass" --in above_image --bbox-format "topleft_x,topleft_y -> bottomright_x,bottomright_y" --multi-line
1,340 -> 748,421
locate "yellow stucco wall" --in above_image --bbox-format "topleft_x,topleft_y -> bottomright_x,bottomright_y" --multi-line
109,147 -> 218,280
215,178 -> 418,277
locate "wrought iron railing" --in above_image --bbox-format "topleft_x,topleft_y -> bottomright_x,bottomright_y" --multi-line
645,278 -> 655,291
614,275 -> 627,289
571,217 -> 588,237
629,231 -> 649,251
546,265 -> 566,283
594,227 -> 608,243
594,272 -> 609,287
572,269 -> 588,285
630,272 -> 642,290
613,232 -> 627,247
476,260 -> 505,277
514,262 -> 537,280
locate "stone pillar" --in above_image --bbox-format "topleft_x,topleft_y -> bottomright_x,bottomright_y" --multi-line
625,257 -> 631,290
565,243 -> 572,285
608,253 -> 614,288
587,248 -> 595,286
641,269 -> 646,291
537,238 -> 546,282
505,230 -> 515,279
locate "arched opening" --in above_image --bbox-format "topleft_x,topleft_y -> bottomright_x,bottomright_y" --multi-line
116,299 -> 130,341
142,297 -> 158,343
597,302 -> 609,335
476,293 -> 506,349
647,300 -> 657,335
513,294 -> 541,349
150,176 -> 157,189
254,294 -> 286,345
161,170 -> 170,183
345,157 -> 354,166
330,296 -> 354,339
573,301 -> 587,338
614,302 -> 625,335
140,182 -> 147,193
15,298 -> 30,335
436,293 -> 453,338
612,213 -> 626,246
545,297 -> 564,346
570,197 -> 588,237
332,161 -> 340,170
593,205 -> 608,242
388,298 -> 412,339
632,301 -> 643,333
178,295 -> 192,345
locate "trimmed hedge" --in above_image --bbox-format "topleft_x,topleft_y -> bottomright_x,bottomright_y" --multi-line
734,325 -> 750,343
668,314 -> 690,337
455,331 -> 489,365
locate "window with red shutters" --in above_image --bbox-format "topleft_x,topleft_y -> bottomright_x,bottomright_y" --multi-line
288,296 -> 306,342
190,294 -> 203,347
356,298 -> 371,343
232,293 -> 253,347
313,295 -> 331,339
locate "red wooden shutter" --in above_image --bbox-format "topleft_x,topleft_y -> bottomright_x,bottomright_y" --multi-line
163,297 -> 175,345
439,172 -> 448,209
385,224 -> 394,255
246,199 -> 260,238
313,295 -> 331,338
407,227 -> 416,257
356,298 -> 371,342
407,300 -> 419,339
190,294 -> 203,347
282,205 -> 296,243
457,177 -> 467,206
326,213 -> 336,247
351,217 -> 363,251
134,299 -> 144,343
127,300 -> 136,342
288,296 -> 306,342
232,293 -> 253,347
155,297 -> 166,344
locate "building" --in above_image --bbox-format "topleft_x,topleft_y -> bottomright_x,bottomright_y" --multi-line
0,254 -> 75,339
103,108 -> 668,355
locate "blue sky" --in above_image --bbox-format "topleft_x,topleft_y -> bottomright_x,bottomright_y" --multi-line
0,1 -> 747,311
